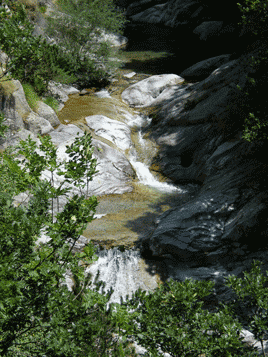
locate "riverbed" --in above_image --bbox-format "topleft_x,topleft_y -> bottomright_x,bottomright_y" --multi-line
56,35 -> 201,356
56,38 -> 202,306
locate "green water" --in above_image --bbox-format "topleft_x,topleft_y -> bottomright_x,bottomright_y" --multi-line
83,182 -> 192,250
57,49 -> 195,283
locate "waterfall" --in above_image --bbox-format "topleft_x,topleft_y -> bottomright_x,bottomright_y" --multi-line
127,114 -> 182,192
82,113 -> 181,356
85,247 -> 172,357
85,247 -> 144,308
129,153 -> 180,192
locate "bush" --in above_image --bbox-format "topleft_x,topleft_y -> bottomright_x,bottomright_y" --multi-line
43,96 -> 60,115
1,116 -> 268,356
113,275 -> 263,357
235,0 -> 268,142
22,82 -> 40,111
44,0 -> 128,88
0,2 -> 76,95
0,123 -> 138,356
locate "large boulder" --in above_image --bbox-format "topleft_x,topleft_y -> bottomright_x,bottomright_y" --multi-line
128,0 -> 241,28
23,111 -> 53,135
130,0 -> 203,27
126,0 -> 164,17
85,115 -> 132,151
35,100 -> 60,127
179,54 -> 232,80
153,57 -> 252,127
0,79 -> 53,135
130,3 -> 169,24
0,128 -> 39,151
49,124 -> 135,198
0,79 -> 26,132
47,81 -> 80,110
121,74 -> 184,107
162,0 -> 208,28
192,21 -> 224,41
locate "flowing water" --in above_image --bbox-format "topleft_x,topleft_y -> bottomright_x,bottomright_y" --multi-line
57,32 -> 201,355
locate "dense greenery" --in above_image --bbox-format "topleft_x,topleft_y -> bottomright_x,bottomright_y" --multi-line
115,270 -> 268,357
0,0 -> 127,95
0,113 -> 138,356
43,0 -> 127,88
235,0 -> 268,142
0,1 -> 77,95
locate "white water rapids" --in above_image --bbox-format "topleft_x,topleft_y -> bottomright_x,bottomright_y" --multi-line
85,112 -> 183,307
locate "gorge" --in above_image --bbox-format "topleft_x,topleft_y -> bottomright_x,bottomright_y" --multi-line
1,0 -> 268,355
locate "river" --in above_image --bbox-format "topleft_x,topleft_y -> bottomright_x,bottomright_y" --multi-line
57,25 -> 201,355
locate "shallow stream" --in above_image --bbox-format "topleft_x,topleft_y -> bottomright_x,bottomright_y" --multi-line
57,34 -> 201,355
57,62 -> 200,299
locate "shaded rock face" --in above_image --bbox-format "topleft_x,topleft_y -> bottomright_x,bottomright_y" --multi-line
122,0 -> 255,66
127,47 -> 268,332
126,0 -> 241,28
179,54 -> 232,80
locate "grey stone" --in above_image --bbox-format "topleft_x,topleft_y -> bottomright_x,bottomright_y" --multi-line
126,0 -> 163,17
23,111 -> 53,135
47,81 -> 79,104
85,115 -> 132,151
121,74 -> 184,107
137,45 -> 268,354
180,54 -> 232,80
130,0 -> 202,27
193,21 -> 224,41
0,79 -> 54,136
35,100 -> 60,127
49,124 -> 135,198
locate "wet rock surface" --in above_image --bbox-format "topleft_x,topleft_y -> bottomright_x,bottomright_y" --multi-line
85,114 -> 132,151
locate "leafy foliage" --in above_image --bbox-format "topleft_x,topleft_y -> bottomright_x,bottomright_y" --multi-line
0,1 -> 76,95
1,116 -> 268,356
0,126 -> 137,356
44,0 -> 128,88
235,0 -> 268,142
43,96 -> 60,115
113,277 -> 262,357
22,82 -> 40,112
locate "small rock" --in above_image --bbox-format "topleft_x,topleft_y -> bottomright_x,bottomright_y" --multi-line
124,72 -> 136,78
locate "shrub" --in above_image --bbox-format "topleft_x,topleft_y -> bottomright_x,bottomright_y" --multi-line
0,2 -> 76,95
0,124 -> 138,356
44,0 -> 128,88
43,96 -> 60,115
114,276 -> 262,357
1,114 -> 268,356
235,0 -> 268,142
22,82 -> 40,112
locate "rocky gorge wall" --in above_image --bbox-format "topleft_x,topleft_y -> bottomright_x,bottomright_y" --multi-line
119,46 -> 268,356
120,0 -> 268,78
